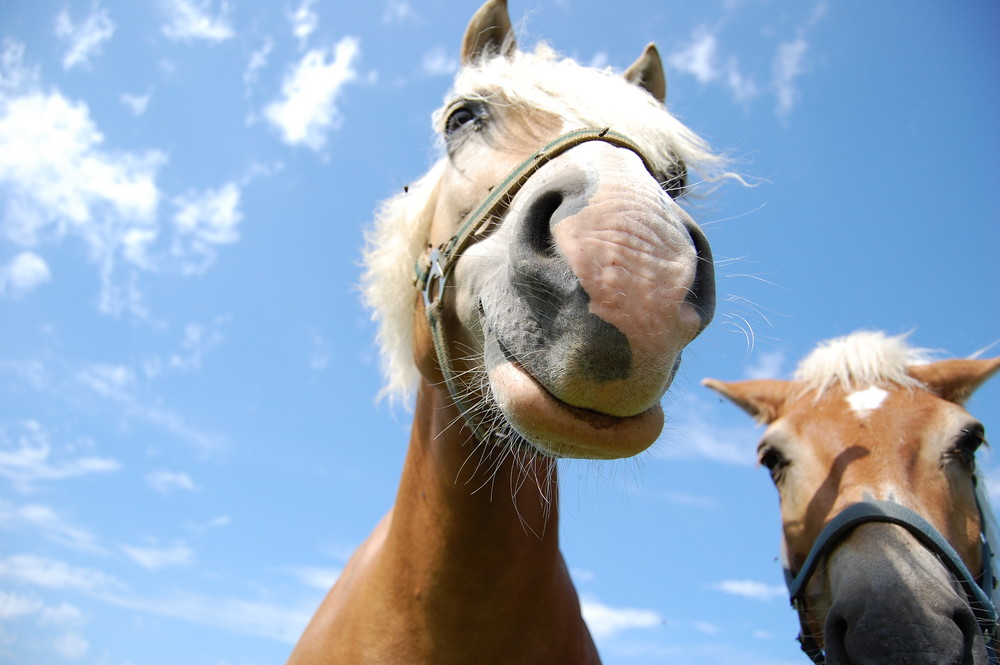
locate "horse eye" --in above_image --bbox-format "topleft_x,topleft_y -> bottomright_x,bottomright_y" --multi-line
444,103 -> 482,136
758,446 -> 789,484
951,425 -> 986,468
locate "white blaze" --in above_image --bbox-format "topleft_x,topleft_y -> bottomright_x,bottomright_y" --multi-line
846,386 -> 888,416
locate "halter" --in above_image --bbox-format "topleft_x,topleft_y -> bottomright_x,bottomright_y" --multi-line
785,497 -> 999,664
413,127 -> 658,442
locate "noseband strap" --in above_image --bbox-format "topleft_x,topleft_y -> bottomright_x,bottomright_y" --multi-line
413,128 -> 658,442
786,498 -> 998,664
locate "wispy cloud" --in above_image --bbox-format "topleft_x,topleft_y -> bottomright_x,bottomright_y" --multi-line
0,421 -> 120,493
160,0 -> 234,42
581,597 -> 662,639
120,541 -> 194,570
284,565 -> 340,590
0,251 -> 51,298
667,26 -> 757,106
656,394 -> 757,466
171,182 -> 243,274
290,0 -> 319,48
772,38 -> 808,116
264,37 -> 360,151
243,37 -> 274,95
54,4 -> 116,70
0,41 -> 164,315
119,92 -> 151,116
76,362 -> 226,453
744,349 -> 787,380
666,2 -> 826,117
710,578 -> 786,602
0,553 -> 119,592
146,470 -> 198,493
0,500 -> 105,553
382,0 -> 419,25
421,46 -> 458,77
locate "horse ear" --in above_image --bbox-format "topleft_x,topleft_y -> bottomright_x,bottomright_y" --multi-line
906,357 -> 1000,405
702,378 -> 795,425
461,0 -> 516,63
623,43 -> 667,103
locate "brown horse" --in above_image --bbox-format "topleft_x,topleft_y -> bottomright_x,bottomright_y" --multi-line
286,1 -> 729,663
705,331 -> 1000,664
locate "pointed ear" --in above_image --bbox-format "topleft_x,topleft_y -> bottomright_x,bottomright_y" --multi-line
623,42 -> 666,103
906,357 -> 1000,405
702,378 -> 796,425
461,0 -> 516,63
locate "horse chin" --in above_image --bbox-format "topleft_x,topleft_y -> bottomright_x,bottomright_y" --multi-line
488,360 -> 665,459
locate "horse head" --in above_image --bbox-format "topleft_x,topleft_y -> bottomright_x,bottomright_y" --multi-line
705,331 -> 1000,664
364,0 -> 726,461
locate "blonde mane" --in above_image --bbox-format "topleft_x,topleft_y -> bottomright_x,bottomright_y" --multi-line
361,44 -> 731,402
793,330 -> 934,395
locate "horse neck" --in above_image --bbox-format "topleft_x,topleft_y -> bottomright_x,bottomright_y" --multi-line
378,380 -> 596,661
388,379 -> 563,589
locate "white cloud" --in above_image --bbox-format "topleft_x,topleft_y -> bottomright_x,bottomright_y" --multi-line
656,394 -> 757,466
290,0 -> 318,47
243,37 -> 274,95
160,0 -> 234,42
744,349 -> 787,380
76,363 -> 226,453
581,597 -> 662,639
100,590 -> 314,644
420,46 -> 458,77
0,554 -> 118,592
53,630 -> 89,659
54,4 -> 116,70
146,470 -> 198,493
285,566 -> 340,590
171,182 -> 242,273
667,27 -> 719,84
0,421 -> 120,493
0,41 -> 166,315
119,92 -> 151,116
773,37 -> 808,116
382,0 -> 418,25
308,329 -> 330,370
0,500 -> 104,553
710,578 -> 786,602
0,251 -> 50,298
121,541 -> 194,570
0,589 -> 44,619
264,37 -> 360,150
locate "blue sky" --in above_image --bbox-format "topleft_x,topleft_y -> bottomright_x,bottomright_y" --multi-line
1,1 -> 998,663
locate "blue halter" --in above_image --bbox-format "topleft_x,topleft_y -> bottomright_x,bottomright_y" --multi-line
785,496 -> 998,664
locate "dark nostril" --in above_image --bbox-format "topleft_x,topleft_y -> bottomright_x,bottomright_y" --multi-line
683,222 -> 716,329
523,190 -> 563,259
953,606 -> 987,663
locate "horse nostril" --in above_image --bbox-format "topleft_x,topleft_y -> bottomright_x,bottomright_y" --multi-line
684,222 -> 716,329
522,190 -> 564,259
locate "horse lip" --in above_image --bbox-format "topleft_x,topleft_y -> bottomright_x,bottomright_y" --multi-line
497,339 -> 652,423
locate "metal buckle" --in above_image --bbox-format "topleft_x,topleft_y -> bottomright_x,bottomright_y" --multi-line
422,248 -> 446,310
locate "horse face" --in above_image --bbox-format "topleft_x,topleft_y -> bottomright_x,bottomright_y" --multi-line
772,386 -> 990,662
408,1 -> 715,460
706,349 -> 1000,663
417,102 -> 714,460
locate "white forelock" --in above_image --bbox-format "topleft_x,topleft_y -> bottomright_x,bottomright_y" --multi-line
360,44 -> 731,402
794,330 -> 934,395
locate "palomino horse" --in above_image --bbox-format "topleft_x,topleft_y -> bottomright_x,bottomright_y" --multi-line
286,1 -> 728,663
705,331 -> 1000,664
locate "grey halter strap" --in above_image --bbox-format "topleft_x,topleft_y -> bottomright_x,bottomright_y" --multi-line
785,498 -> 998,664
